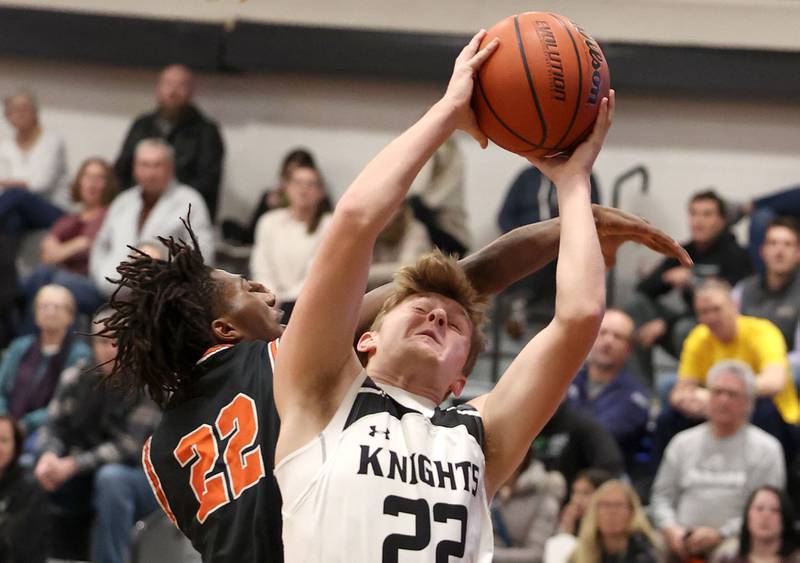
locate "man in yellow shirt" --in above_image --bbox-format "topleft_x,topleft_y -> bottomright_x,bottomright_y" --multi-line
654,278 -> 798,463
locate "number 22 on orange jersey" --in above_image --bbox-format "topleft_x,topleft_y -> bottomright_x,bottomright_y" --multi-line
174,393 -> 266,523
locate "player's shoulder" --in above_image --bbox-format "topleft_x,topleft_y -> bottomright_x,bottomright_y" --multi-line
432,403 -> 485,449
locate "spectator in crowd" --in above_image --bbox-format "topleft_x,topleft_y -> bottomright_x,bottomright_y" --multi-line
497,167 -> 600,334
726,185 -> 800,271
655,278 -> 798,459
250,161 -> 331,320
407,136 -> 470,256
569,480 -> 662,563
566,309 -> 651,469
533,403 -> 624,490
114,64 -> 224,220
559,468 -> 615,537
0,414 -> 49,563
91,138 -> 213,296
712,485 -> 800,563
0,234 -> 16,348
492,449 -> 567,563
545,468 -> 615,563
627,190 -> 752,382
0,284 -> 91,436
733,217 -> 800,387
651,360 -> 786,561
33,320 -> 160,562
222,147 -> 316,246
0,90 -> 67,236
367,203 -> 432,290
19,157 -> 118,332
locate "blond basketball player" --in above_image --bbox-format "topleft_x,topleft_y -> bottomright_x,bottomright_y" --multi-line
274,30 -> 615,562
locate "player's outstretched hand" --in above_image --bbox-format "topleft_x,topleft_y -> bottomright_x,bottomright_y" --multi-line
593,204 -> 693,268
443,30 -> 499,149
527,89 -> 615,185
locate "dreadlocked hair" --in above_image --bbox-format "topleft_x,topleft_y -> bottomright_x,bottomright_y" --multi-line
97,214 -> 223,408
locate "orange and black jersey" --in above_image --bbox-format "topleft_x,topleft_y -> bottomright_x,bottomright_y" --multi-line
143,340 -> 282,563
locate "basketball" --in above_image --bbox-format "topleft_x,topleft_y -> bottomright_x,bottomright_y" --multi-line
472,12 -> 611,157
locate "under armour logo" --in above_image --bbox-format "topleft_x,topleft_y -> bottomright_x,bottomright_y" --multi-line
369,425 -> 390,440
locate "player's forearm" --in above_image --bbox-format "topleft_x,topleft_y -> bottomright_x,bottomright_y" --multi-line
553,176 -> 605,326
334,101 -> 457,239
459,217 -> 560,295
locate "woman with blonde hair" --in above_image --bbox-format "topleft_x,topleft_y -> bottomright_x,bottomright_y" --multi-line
570,480 -> 662,563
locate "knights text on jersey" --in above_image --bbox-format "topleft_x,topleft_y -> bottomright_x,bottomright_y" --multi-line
275,373 -> 494,562
142,340 -> 284,563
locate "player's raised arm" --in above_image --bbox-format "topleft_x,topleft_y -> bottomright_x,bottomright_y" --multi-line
472,91 -> 616,497
274,31 -> 499,459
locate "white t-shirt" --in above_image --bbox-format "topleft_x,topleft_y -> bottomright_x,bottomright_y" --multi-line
275,372 -> 494,562
0,130 -> 68,206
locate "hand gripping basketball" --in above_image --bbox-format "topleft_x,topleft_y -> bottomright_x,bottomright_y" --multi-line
527,89 -> 615,186
443,30 -> 500,149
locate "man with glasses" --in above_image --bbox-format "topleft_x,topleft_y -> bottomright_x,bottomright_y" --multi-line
651,360 -> 785,561
653,278 -> 798,460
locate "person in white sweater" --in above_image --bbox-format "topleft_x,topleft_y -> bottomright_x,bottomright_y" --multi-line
651,359 -> 786,561
90,138 -> 213,296
367,203 -> 432,290
249,162 -> 331,319
0,90 -> 68,235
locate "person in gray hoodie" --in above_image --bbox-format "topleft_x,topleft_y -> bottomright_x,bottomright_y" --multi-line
492,449 -> 567,563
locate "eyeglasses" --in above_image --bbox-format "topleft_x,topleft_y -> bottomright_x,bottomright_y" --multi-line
709,387 -> 746,399
36,302 -> 73,311
597,501 -> 630,511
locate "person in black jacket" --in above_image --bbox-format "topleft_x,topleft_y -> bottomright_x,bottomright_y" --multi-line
532,403 -> 625,490
114,64 -> 225,221
0,414 -> 49,563
625,189 -> 752,382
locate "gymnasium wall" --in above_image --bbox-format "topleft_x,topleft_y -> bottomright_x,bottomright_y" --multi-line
1,2 -> 799,300
5,0 -> 800,50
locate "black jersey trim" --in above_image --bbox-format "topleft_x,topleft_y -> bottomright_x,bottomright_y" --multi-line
343,378 -> 485,448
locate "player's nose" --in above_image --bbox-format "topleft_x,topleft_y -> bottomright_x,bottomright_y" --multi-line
427,308 -> 446,327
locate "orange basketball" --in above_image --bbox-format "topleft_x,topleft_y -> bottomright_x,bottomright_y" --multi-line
472,12 -> 611,157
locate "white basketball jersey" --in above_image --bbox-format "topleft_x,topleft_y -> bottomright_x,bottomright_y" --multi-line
275,372 -> 494,562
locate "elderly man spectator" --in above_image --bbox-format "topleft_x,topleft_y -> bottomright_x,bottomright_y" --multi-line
654,278 -> 798,463
0,90 -> 68,235
91,138 -> 213,296
566,309 -> 651,469
734,217 -> 800,386
114,64 -> 224,220
651,360 -> 785,561
0,284 -> 91,436
34,319 -> 160,562
627,190 -> 752,382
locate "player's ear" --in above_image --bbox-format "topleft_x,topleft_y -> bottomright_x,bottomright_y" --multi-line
356,331 -> 378,355
211,317 -> 242,343
449,375 -> 467,399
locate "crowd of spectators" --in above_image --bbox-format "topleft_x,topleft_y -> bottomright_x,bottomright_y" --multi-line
0,59 -> 799,562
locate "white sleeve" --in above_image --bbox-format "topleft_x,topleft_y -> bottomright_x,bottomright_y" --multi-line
250,214 -> 278,293
27,133 -> 67,196
89,203 -> 118,296
185,192 -> 215,265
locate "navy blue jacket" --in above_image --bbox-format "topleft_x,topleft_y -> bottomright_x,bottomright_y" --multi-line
566,367 -> 651,462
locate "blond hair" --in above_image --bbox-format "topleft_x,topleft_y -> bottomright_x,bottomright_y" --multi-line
370,250 -> 487,375
570,480 -> 662,563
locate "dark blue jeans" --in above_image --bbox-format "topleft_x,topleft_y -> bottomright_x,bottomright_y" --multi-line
92,464 -> 159,563
750,185 -> 800,270
0,187 -> 64,236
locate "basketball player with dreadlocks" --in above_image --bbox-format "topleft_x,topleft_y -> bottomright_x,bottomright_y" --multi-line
100,44 -> 688,563
272,32 -> 625,561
